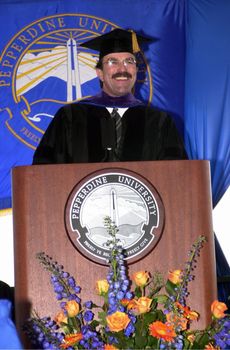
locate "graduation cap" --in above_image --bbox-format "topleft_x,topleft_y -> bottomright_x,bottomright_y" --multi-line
79,28 -> 151,60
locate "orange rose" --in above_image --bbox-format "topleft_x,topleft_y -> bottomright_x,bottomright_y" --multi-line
65,300 -> 80,317
168,269 -> 182,284
211,300 -> 227,319
104,345 -> 119,350
60,333 -> 83,348
126,299 -> 138,310
149,321 -> 176,342
96,279 -> 109,295
205,342 -> 221,350
133,297 -> 152,314
132,271 -> 149,287
106,311 -> 130,332
54,310 -> 68,325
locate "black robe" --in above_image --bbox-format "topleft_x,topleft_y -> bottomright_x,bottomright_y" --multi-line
32,103 -> 187,164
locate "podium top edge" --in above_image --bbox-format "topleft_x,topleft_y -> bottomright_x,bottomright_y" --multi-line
11,159 -> 210,174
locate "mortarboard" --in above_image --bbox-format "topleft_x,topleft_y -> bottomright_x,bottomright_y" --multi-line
79,28 -> 151,60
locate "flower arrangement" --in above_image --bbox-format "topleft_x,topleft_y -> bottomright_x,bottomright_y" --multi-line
24,217 -> 230,349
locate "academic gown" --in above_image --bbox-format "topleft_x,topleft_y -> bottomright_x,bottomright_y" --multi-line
32,100 -> 187,164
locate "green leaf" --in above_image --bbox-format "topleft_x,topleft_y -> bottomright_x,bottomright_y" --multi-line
134,318 -> 145,337
190,341 -> 205,349
114,331 -> 131,349
149,299 -> 157,310
182,337 -> 192,349
146,309 -> 165,323
135,286 -> 142,298
123,337 -> 134,349
67,316 -> 81,331
135,335 -> 148,349
147,335 -> 159,349
165,280 -> 178,295
98,311 -> 106,321
154,294 -> 168,304
148,285 -> 163,297
193,332 -> 211,348
142,312 -> 159,325
89,320 -> 100,329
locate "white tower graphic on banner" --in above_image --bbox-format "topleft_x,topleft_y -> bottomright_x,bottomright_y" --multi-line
67,36 -> 82,101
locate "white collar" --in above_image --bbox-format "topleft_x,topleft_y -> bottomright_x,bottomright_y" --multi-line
106,107 -> 128,117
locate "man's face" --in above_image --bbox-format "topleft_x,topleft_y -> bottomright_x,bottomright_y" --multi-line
96,52 -> 137,97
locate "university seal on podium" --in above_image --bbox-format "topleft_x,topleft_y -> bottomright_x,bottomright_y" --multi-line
65,168 -> 165,265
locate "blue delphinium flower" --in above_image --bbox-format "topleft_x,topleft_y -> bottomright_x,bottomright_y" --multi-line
124,321 -> 135,336
105,226 -> 131,314
36,252 -> 81,312
214,318 -> 230,349
80,325 -> 104,349
84,310 -> 94,322
166,235 -> 207,309
103,216 -> 135,342
24,315 -> 64,349
84,300 -> 93,309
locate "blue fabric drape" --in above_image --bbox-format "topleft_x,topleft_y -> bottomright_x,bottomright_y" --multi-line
184,0 -> 230,207
184,0 -> 230,304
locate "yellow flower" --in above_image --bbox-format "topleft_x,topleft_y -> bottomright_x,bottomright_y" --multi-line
187,334 -> 195,344
132,271 -> 149,287
149,321 -> 176,342
132,297 -> 152,314
54,310 -> 68,325
211,300 -> 227,319
187,309 -> 199,321
168,269 -> 182,284
60,333 -> 83,348
96,279 -> 109,295
106,311 -> 130,332
65,300 -> 80,317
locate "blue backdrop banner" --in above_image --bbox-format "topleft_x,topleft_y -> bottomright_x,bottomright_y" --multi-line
0,0 -> 185,210
185,0 -> 230,207
185,0 -> 230,305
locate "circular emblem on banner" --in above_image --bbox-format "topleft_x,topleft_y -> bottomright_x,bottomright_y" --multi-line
0,14 -> 152,150
65,168 -> 164,265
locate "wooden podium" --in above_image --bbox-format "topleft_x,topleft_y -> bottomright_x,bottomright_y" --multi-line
12,160 -> 217,346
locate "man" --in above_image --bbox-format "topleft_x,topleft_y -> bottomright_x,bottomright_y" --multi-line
33,28 -> 187,164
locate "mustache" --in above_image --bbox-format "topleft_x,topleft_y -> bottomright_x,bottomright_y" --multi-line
112,72 -> 132,79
